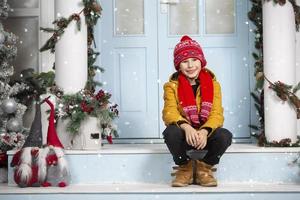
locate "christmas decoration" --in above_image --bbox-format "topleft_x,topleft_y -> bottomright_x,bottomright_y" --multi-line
40,0 -> 103,92
0,0 -> 9,18
40,99 -> 70,187
40,0 -> 101,53
264,76 -> 300,119
6,118 -> 22,132
0,1 -> 30,184
0,32 -> 5,44
13,68 -> 55,105
248,0 -> 300,146
0,152 -> 8,182
10,102 -> 44,187
54,87 -> 118,139
39,0 -> 118,143
1,98 -> 17,114
0,0 -> 29,158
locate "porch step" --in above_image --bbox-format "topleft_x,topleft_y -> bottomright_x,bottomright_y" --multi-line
1,182 -> 300,200
6,144 -> 300,185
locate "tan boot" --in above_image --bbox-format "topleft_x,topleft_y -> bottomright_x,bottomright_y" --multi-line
171,160 -> 193,187
196,160 -> 217,187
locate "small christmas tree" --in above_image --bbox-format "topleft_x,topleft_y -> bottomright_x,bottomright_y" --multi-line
0,0 -> 28,155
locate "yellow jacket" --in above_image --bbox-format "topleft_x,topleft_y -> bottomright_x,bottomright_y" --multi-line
162,69 -> 224,137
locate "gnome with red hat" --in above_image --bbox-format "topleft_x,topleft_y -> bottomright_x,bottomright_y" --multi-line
40,98 -> 70,187
10,102 -> 45,187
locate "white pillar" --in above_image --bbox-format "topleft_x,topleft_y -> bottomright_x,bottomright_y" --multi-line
55,0 -> 87,94
263,1 -> 297,143
296,0 -> 300,137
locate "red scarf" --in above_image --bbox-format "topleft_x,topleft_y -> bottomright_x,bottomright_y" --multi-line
178,70 -> 213,128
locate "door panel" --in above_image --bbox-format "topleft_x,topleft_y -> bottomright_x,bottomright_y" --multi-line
158,0 -> 250,139
100,0 -> 250,140
116,49 -> 147,112
100,0 -> 159,138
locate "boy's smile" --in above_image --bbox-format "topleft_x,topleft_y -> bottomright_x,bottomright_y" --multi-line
179,58 -> 202,84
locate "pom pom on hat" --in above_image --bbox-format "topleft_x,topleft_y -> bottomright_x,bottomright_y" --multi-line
173,35 -> 207,70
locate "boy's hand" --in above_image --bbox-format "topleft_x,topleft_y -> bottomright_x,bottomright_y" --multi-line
196,129 -> 208,149
180,123 -> 199,147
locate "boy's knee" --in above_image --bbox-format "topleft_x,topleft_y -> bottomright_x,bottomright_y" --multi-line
215,128 -> 232,146
163,125 -> 185,142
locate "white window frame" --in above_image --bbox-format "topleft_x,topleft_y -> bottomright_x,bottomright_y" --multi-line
8,0 -> 55,73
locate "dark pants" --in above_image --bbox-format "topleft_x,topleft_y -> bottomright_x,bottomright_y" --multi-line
163,125 -> 232,166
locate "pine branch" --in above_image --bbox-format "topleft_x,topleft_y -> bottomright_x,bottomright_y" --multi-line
293,82 -> 300,93
264,75 -> 300,119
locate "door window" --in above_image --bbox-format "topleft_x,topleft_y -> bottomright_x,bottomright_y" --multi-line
205,0 -> 235,34
115,0 -> 144,35
169,0 -> 199,35
3,0 -> 40,76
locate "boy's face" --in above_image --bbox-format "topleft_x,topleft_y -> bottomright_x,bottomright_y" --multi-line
179,58 -> 202,80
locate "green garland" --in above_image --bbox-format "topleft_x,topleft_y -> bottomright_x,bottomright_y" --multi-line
248,0 -> 300,146
40,0 -> 103,92
53,88 -> 119,138
38,1 -> 119,141
265,76 -> 300,118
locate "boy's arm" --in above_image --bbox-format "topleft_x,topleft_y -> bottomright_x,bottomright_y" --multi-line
200,80 -> 224,137
162,82 -> 189,127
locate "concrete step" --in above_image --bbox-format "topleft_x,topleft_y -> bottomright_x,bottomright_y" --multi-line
6,144 -> 300,185
1,182 -> 300,200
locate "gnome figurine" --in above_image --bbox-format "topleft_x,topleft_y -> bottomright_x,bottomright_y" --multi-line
40,98 -> 70,187
10,102 -> 45,187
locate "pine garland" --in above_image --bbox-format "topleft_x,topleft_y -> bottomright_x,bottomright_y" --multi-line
248,0 -> 300,146
39,0 -> 101,53
264,76 -> 300,117
40,0 -> 103,92
39,0 -> 118,141
53,87 -> 119,138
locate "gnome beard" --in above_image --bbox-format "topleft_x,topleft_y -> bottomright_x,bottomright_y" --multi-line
11,147 -> 44,187
10,102 -> 44,187
41,146 -> 70,187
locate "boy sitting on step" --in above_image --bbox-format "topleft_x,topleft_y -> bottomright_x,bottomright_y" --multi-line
162,35 -> 232,187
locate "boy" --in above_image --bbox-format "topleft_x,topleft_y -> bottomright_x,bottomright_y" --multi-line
162,35 -> 232,187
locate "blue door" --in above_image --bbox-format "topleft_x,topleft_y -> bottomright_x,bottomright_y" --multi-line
100,0 -> 159,139
100,0 -> 250,141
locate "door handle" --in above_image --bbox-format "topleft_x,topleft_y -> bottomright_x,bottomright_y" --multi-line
160,0 -> 179,4
160,0 -> 179,14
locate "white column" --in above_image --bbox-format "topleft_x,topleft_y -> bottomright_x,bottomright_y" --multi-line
55,0 -> 87,93
263,1 -> 297,143
296,0 -> 300,137
40,0 -> 55,72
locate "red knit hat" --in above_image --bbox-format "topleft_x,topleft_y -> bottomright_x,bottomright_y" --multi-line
173,35 -> 207,70
45,99 -> 63,148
